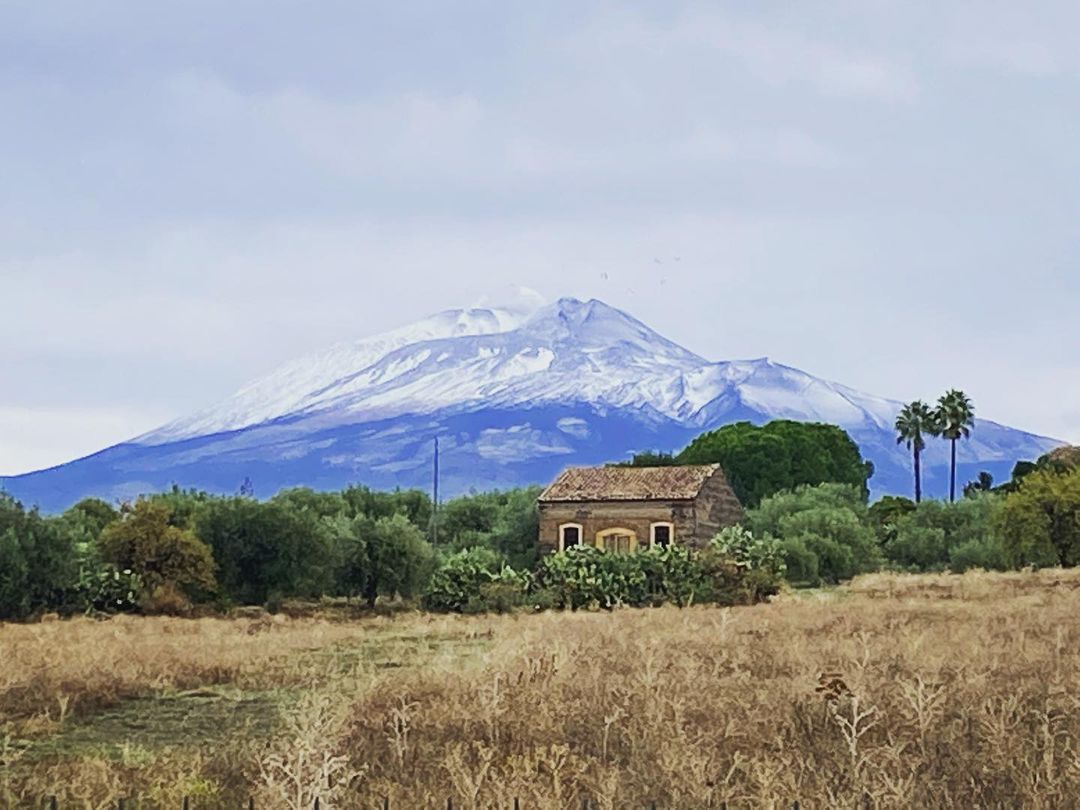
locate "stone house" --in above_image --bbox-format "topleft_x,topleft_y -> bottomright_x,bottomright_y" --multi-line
537,464 -> 744,554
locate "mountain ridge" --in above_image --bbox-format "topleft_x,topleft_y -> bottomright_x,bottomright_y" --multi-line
2,296 -> 1062,511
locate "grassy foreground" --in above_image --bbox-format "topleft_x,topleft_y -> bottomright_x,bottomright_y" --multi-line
4,569 -> 1080,808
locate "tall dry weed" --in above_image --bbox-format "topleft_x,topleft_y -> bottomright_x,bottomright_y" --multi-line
339,569 -> 1080,807
4,568 -> 1080,807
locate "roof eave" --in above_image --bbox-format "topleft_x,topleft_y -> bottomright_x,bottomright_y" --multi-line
538,496 -> 699,504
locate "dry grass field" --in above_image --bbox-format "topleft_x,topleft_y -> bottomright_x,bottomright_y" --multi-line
4,568 -> 1080,808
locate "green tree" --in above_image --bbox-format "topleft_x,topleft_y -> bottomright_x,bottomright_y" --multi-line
98,500 -> 217,603
998,468 -> 1080,568
485,487 -> 542,570
194,498 -> 331,605
996,460 -> 1038,494
745,483 -> 882,584
1038,446 -> 1080,475
363,513 -> 434,607
613,450 -> 677,467
435,487 -> 542,570
676,421 -> 873,507
895,401 -> 936,503
1013,460 -> 1039,481
935,390 -> 975,503
146,485 -> 215,529
437,493 -> 500,545
325,513 -> 371,600
0,493 -> 80,619
64,498 -> 119,539
868,495 -> 917,545
0,527 -> 31,619
341,485 -> 432,528
270,487 -> 347,520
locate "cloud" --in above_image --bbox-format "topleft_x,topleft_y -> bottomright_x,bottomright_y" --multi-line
936,3 -> 1080,78
564,6 -> 919,102
678,127 -> 845,168
472,285 -> 547,316
1,0 -> 1079,476
0,406 -> 169,475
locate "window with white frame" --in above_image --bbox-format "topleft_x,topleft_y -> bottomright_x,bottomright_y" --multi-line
559,523 -> 583,551
650,522 -> 674,548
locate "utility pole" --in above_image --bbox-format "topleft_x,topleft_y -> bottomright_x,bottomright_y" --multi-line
432,436 -> 440,545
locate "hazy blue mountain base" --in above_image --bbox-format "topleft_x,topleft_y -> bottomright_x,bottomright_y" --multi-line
0,402 -> 1051,512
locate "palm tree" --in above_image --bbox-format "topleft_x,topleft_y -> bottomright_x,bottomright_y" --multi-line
895,400 -> 936,503
935,389 -> 976,502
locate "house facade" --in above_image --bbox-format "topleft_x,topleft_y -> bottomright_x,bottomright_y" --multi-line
537,464 -> 744,554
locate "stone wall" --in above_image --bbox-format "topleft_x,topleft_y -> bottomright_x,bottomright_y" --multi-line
690,467 -> 746,544
538,500 -> 695,553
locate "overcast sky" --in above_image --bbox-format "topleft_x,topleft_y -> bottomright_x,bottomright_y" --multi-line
2,1 -> 1079,475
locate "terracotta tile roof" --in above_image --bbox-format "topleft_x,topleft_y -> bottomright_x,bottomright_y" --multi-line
539,464 -> 722,502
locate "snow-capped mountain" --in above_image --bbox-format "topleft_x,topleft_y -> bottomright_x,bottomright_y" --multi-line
2,297 -> 1062,511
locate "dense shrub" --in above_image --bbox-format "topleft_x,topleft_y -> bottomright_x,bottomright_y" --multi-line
949,535 -> 1008,573
746,483 -> 881,584
636,545 -> 707,606
536,546 -> 646,610
775,536 -> 819,585
20,459 -> 1080,622
883,496 -> 1005,573
999,468 -> 1080,567
98,500 -> 218,604
704,526 -> 786,603
710,525 -> 787,577
75,563 -> 141,614
422,547 -> 528,613
534,543 -> 777,611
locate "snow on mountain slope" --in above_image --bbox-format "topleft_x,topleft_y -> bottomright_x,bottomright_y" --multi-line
1,296 -> 1063,512
140,305 -> 530,444
141,298 -> 708,443
672,359 -> 898,430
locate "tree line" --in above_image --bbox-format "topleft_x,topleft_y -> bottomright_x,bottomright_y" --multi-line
0,480 -> 785,620
0,484 -> 538,620
1,418 -> 1078,621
